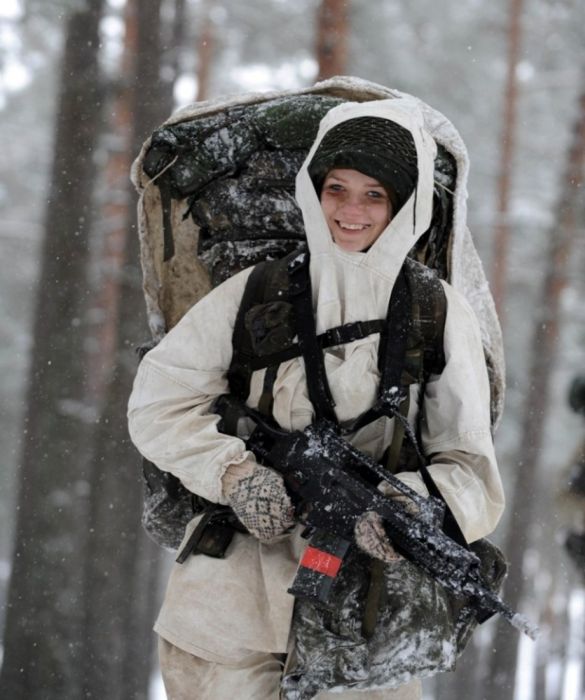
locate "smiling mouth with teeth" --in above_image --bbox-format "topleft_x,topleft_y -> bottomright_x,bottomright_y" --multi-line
337,221 -> 370,230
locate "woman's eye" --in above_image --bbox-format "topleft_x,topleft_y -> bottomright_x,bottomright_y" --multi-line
367,190 -> 385,199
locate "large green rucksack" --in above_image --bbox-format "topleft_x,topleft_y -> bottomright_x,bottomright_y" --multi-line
131,77 -> 504,414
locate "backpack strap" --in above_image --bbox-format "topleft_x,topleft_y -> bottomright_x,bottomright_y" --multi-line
286,252 -> 338,425
227,248 -> 388,425
402,257 -> 446,383
375,263 -> 467,546
158,177 -> 175,262
379,260 -> 447,472
228,255 -> 291,402
228,253 -> 447,436
247,319 -> 385,371
345,267 -> 412,433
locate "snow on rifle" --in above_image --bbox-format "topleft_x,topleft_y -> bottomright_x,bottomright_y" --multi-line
245,410 -> 538,641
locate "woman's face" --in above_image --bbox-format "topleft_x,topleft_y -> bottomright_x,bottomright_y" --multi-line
319,168 -> 392,252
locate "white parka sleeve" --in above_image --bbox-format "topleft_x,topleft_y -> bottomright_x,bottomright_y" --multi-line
127,267 -> 255,504
396,283 -> 505,543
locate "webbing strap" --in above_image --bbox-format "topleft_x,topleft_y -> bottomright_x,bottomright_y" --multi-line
287,253 -> 338,424
384,393 -> 410,473
258,364 -> 278,416
344,268 -> 411,434
378,267 -> 411,391
418,461 -> 468,548
362,558 -> 386,639
159,178 -> 175,262
248,319 -> 385,371
228,261 -> 271,401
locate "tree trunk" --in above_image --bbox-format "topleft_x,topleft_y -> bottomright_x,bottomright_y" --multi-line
0,1 -> 105,698
160,0 -> 187,109
85,2 -> 137,409
491,0 -> 525,321
315,0 -> 350,82
483,84 -> 585,700
81,1 -> 172,698
195,0 -> 215,102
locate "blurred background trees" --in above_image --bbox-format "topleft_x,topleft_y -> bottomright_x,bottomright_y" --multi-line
0,0 -> 584,698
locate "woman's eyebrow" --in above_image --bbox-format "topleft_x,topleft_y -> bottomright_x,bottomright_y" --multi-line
324,175 -> 385,188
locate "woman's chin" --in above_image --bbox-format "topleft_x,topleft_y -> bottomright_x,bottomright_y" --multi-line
332,235 -> 369,252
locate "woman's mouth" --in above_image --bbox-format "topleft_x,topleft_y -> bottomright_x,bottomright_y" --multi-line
336,220 -> 371,231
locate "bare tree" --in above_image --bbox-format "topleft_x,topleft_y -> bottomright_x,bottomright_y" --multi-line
0,1 -> 106,698
315,0 -> 350,81
85,1 -> 137,409
160,0 -> 187,109
491,0 -> 525,320
484,81 -> 585,700
81,1 -> 173,698
195,0 -> 215,101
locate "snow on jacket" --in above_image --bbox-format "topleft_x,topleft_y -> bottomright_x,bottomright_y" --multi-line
127,97 -> 505,663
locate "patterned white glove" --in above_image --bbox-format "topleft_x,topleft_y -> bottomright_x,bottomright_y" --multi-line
222,460 -> 295,542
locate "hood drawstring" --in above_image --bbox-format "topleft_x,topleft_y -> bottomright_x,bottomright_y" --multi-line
412,181 -> 418,235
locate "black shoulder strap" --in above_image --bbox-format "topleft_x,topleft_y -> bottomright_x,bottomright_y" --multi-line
377,262 -> 465,547
378,266 -> 412,398
228,253 -> 447,429
403,258 -> 447,383
347,266 -> 412,432
159,178 -> 175,262
227,250 -> 297,402
287,251 -> 338,425
228,260 -> 274,401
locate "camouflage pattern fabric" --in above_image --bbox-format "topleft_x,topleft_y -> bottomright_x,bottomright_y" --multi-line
281,540 -> 507,699
141,459 -> 205,551
143,96 -> 344,287
141,94 -> 454,289
132,77 -> 505,428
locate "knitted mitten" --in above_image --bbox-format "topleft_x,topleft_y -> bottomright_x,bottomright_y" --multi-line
222,461 -> 295,542
354,510 -> 402,563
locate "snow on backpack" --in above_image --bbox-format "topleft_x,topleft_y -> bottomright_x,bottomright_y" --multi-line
131,76 -> 505,552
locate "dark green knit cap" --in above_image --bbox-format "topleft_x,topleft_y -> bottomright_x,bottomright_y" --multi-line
308,116 -> 419,213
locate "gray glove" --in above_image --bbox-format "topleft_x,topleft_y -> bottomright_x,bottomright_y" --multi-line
354,485 -> 419,564
222,460 -> 295,542
355,511 -> 402,563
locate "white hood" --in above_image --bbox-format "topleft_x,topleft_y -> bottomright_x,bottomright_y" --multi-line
295,98 -> 438,334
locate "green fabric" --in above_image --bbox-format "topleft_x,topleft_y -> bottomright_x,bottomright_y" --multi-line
281,540 -> 507,699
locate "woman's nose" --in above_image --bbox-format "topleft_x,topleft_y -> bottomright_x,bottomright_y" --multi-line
341,195 -> 365,211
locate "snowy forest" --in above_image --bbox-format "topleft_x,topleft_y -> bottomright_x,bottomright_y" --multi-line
0,0 -> 584,698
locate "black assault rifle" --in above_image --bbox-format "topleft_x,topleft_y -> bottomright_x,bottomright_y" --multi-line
241,410 -> 539,641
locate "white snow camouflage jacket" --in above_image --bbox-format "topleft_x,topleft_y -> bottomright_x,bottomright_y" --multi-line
127,97 -> 505,663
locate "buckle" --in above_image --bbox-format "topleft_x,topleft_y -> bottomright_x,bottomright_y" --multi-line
328,326 -> 344,346
350,321 -> 365,341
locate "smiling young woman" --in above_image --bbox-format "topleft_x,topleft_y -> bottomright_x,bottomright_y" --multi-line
319,168 -> 393,252
128,99 -> 505,700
